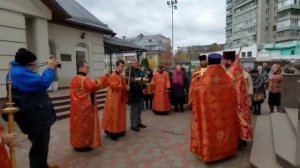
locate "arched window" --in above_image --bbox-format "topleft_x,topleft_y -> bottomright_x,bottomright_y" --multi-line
49,40 -> 56,58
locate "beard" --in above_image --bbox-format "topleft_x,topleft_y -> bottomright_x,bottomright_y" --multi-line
224,63 -> 231,68
200,63 -> 207,68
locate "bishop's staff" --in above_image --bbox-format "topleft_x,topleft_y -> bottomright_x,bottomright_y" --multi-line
237,43 -> 249,57
2,64 -> 19,168
127,61 -> 132,87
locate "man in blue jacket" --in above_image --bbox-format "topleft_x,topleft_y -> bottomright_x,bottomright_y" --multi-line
8,48 -> 59,168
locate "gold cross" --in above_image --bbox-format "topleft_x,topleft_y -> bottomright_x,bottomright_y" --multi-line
212,75 -> 221,84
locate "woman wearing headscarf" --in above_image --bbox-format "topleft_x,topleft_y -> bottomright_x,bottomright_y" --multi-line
250,69 -> 265,115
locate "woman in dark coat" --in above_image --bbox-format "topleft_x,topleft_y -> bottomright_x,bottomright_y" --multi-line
250,69 -> 265,115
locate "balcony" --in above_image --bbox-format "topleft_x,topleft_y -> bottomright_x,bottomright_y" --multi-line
227,18 -> 233,23
276,34 -> 300,42
226,26 -> 232,31
226,10 -> 233,16
227,4 -> 233,9
278,1 -> 300,12
234,0 -> 256,10
278,0 -> 294,9
277,20 -> 300,32
226,33 -> 233,38
232,32 -> 256,40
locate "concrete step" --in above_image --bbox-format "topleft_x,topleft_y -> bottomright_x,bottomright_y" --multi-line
54,104 -> 70,113
97,95 -> 106,100
286,108 -> 298,134
50,90 -> 106,120
271,113 -> 299,167
250,115 -> 282,168
50,95 -> 69,101
52,99 -> 70,106
56,111 -> 70,120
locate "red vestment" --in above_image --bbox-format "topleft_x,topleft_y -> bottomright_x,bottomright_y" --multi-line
188,68 -> 206,106
102,71 -> 127,134
151,71 -> 171,113
70,75 -> 109,148
189,68 -> 205,156
190,65 -> 239,162
0,124 -> 11,168
227,58 -> 253,141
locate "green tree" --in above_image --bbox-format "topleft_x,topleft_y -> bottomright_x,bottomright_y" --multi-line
141,57 -> 150,69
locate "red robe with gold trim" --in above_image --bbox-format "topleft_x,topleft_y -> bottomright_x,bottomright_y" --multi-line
151,71 -> 171,113
189,68 -> 206,155
0,124 -> 11,168
190,65 -> 239,162
188,67 -> 206,106
227,58 -> 253,141
70,75 -> 109,148
102,71 -> 128,134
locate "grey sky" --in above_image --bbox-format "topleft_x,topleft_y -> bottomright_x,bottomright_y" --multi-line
76,0 -> 226,48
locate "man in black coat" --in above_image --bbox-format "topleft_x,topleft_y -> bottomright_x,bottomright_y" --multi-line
126,59 -> 147,132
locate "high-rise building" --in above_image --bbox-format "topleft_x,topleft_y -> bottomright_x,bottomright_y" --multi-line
257,0 -> 278,46
226,0 -> 300,49
276,0 -> 300,42
226,0 -> 258,48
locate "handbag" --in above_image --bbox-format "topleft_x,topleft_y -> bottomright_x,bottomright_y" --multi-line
252,92 -> 265,102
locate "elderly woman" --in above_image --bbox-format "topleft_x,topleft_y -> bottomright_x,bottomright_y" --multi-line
170,64 -> 186,112
250,69 -> 265,115
268,64 -> 282,113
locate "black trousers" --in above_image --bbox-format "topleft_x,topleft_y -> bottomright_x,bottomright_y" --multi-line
28,127 -> 51,168
144,94 -> 153,109
174,96 -> 185,112
252,102 -> 261,115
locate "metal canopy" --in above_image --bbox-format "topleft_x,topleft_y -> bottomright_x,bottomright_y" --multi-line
103,36 -> 147,54
103,36 -> 147,71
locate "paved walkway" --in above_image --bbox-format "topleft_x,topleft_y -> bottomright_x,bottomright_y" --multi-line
2,103 -> 272,168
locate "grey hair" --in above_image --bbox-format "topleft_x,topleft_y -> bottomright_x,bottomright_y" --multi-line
77,61 -> 88,70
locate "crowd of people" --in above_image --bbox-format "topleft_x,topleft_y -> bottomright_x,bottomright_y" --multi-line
0,48 -> 283,167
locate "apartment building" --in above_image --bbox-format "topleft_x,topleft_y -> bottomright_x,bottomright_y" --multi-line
257,0 -> 278,45
226,0 -> 258,49
122,34 -> 172,69
226,0 -> 300,61
276,0 -> 300,42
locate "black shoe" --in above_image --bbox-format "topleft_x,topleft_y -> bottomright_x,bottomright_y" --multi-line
110,134 -> 119,141
138,123 -> 147,128
73,147 -> 93,152
119,131 -> 126,137
131,127 -> 140,132
238,140 -> 247,147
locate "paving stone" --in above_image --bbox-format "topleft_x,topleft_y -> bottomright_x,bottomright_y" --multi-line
1,105 -> 252,168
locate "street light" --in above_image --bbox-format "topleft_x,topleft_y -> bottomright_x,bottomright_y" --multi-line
167,0 -> 178,67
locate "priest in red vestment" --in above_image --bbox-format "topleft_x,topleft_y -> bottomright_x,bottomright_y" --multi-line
188,55 -> 207,107
0,123 -> 17,168
102,59 -> 128,141
151,65 -> 171,114
70,61 -> 109,151
190,53 -> 239,162
223,51 -> 253,143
